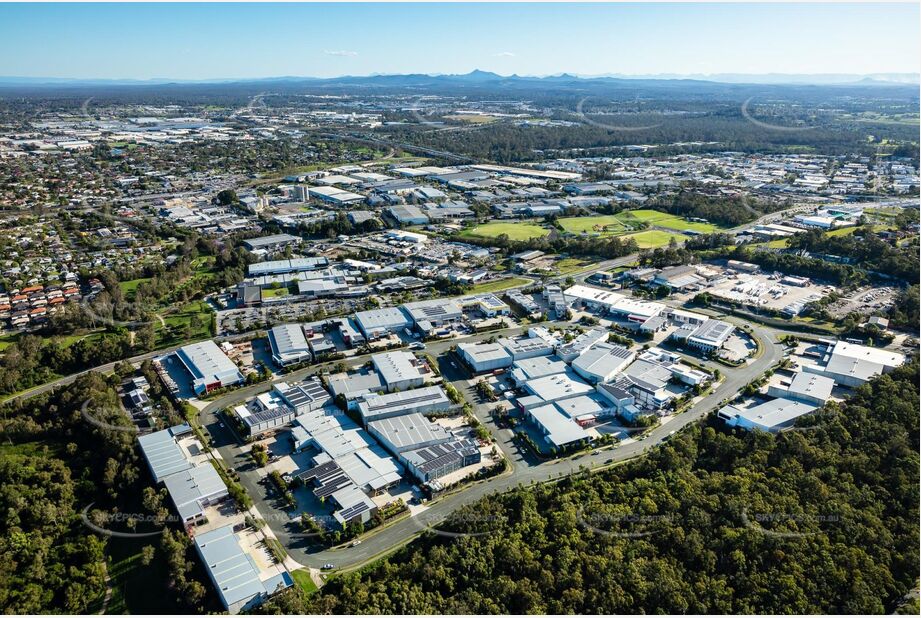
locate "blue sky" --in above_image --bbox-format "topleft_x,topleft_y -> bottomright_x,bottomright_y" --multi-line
0,3 -> 918,79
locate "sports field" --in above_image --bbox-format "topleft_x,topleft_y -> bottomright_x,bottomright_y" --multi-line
461,221 -> 549,241
621,230 -> 689,249
558,215 -> 626,236
616,209 -> 723,233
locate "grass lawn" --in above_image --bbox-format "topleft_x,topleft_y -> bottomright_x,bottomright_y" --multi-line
461,221 -> 549,241
118,277 -> 152,300
555,257 -> 592,274
292,569 -> 319,596
616,209 -> 723,233
766,238 -> 791,248
557,215 -> 626,236
156,300 -> 214,347
262,287 -> 290,299
470,277 -> 531,294
57,331 -> 105,348
621,230 -> 689,249
0,332 -> 20,351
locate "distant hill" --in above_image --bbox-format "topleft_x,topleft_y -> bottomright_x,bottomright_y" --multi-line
0,70 -> 916,89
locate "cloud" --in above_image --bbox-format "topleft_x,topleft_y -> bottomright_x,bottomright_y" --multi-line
324,50 -> 359,57
493,51 -> 516,58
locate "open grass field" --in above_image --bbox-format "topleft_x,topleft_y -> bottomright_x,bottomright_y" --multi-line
470,277 -> 531,294
118,277 -> 152,300
156,300 -> 214,347
621,230 -> 689,249
555,257 -> 592,274
461,221 -> 549,241
557,215 -> 626,236
616,209 -> 724,233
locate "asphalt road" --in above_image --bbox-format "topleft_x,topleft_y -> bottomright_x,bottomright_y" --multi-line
195,318 -> 783,571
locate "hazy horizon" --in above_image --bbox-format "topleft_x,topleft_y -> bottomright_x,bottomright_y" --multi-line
0,3 -> 918,81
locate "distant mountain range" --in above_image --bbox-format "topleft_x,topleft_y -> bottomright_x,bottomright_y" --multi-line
0,70 -> 916,88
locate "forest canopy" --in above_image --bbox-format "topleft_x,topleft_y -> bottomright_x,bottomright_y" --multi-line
261,363 -> 920,615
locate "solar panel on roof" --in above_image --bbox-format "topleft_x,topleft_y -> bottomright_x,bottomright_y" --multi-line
339,502 -> 371,521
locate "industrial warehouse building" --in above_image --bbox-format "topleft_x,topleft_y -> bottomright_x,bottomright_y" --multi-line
247,257 -> 329,276
275,378 -> 332,414
767,372 -> 835,407
267,323 -> 312,367
368,412 -> 455,454
242,233 -> 300,252
354,306 -> 411,339
290,407 -> 403,524
368,412 -> 481,483
458,341 -> 513,373
802,340 -> 906,388
161,464 -> 229,524
137,424 -> 230,526
372,350 -> 428,392
556,327 -> 609,362
193,524 -> 292,614
402,298 -> 464,332
563,284 -> 666,323
571,343 -> 636,384
357,386 -> 453,424
402,439 -> 482,482
682,319 -> 735,353
525,402 -> 591,450
510,356 -> 569,386
717,398 -> 818,433
497,334 -> 555,361
175,340 -> 244,395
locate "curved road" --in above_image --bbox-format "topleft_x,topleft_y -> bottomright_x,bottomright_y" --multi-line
199,321 -> 783,571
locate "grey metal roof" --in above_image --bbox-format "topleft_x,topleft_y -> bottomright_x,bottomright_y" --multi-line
276,378 -> 331,409
177,341 -> 243,387
571,343 -> 635,381
687,319 -> 734,346
511,356 -> 568,381
327,371 -> 384,398
528,403 -> 590,448
720,398 -> 817,431
137,426 -> 193,483
785,372 -> 835,402
368,412 -> 452,452
372,351 -> 423,386
162,464 -> 228,521
355,306 -> 411,334
357,386 -> 450,422
403,439 -> 480,475
243,234 -> 299,250
194,524 -> 268,610
268,324 -> 310,357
